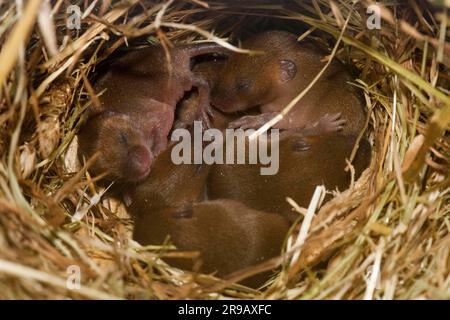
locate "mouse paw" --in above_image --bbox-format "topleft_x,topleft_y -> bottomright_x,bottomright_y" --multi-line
229,113 -> 279,130
198,103 -> 214,129
123,189 -> 135,207
292,139 -> 311,152
314,113 -> 346,134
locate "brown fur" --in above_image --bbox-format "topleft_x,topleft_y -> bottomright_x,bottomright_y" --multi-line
211,31 -> 366,136
78,43 -> 227,183
132,199 -> 289,288
175,58 -> 243,130
208,132 -> 372,216
129,138 -> 290,288
127,136 -> 210,213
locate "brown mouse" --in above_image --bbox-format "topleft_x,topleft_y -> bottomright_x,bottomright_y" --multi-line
208,132 -> 372,216
175,57 -> 243,130
132,199 -> 290,288
78,106 -> 170,182
211,30 -> 366,136
128,133 -> 290,288
127,132 -> 210,213
78,43 -> 227,183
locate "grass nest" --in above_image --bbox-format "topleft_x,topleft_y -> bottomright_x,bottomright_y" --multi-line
0,0 -> 448,299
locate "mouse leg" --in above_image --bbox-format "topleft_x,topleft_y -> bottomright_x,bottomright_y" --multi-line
228,112 -> 280,130
230,112 -> 346,136
174,92 -> 200,129
191,77 -> 213,129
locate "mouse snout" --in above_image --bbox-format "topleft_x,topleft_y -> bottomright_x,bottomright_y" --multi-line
126,145 -> 153,181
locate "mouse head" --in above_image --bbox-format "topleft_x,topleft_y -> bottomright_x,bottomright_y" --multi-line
78,111 -> 153,183
211,51 -> 297,112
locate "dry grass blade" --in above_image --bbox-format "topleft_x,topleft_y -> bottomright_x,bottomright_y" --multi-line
0,0 -> 42,89
0,0 -> 448,300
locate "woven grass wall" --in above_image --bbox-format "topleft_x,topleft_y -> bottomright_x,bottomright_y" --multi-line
0,0 -> 448,299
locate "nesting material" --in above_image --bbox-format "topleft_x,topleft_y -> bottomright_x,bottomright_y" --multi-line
0,0 -> 448,299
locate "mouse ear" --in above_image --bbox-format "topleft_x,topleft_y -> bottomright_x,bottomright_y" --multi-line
279,59 -> 297,83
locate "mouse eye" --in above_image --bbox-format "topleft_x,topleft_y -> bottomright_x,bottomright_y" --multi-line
119,132 -> 129,145
236,80 -> 251,92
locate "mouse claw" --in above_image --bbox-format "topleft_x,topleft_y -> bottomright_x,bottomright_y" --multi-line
292,139 -> 311,152
123,191 -> 133,207
201,112 -> 212,129
317,113 -> 347,134
198,103 -> 213,129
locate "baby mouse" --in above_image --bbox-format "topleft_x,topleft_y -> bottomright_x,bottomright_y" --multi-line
128,132 -> 290,288
211,30 -> 366,136
127,131 -> 210,212
78,105 -> 170,183
91,42 -> 228,123
208,132 -> 372,216
174,57 -> 239,130
79,42 -> 228,183
132,199 -> 290,289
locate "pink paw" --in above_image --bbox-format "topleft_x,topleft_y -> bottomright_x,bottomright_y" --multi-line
314,113 -> 346,134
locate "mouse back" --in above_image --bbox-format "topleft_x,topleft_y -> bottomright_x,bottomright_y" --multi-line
208,133 -> 371,214
133,199 -> 290,288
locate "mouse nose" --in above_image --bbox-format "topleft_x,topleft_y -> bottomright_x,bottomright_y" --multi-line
126,145 -> 152,181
